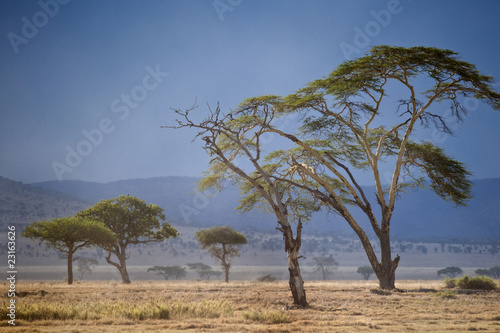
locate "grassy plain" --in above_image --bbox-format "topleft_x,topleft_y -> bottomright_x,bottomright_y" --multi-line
1,280 -> 500,332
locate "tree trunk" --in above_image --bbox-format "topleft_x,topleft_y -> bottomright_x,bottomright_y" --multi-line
282,220 -> 308,307
223,265 -> 229,283
118,254 -> 131,284
375,232 -> 400,290
222,244 -> 229,283
67,250 -> 74,285
287,249 -> 307,306
106,247 -> 132,284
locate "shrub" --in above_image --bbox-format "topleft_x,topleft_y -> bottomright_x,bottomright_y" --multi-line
256,274 -> 276,282
444,278 -> 457,288
456,275 -> 497,290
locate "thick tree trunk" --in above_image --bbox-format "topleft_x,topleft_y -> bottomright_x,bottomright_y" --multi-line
282,220 -> 308,307
106,247 -> 132,284
287,249 -> 307,306
67,250 -> 74,285
375,232 -> 400,290
118,255 -> 131,284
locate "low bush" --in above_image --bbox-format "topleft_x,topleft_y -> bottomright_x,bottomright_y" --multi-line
256,274 -> 276,282
444,278 -> 457,288
456,275 -> 497,290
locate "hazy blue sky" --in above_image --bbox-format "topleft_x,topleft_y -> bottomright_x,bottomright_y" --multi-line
1,0 -> 499,184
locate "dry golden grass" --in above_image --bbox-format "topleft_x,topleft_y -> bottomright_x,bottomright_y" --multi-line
1,280 -> 500,332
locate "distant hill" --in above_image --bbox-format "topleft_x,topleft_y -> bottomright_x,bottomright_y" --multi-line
30,176 -> 279,232
0,176 -> 90,226
30,176 -> 500,239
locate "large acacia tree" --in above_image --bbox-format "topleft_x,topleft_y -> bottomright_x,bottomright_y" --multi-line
167,103 -> 317,307
170,46 -> 500,290
232,46 -> 500,289
22,217 -> 116,284
77,195 -> 179,283
195,226 -> 247,283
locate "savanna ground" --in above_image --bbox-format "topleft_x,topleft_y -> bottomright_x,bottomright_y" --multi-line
1,280 -> 500,332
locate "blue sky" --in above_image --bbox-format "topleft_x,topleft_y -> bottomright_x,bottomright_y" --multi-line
1,0 -> 499,184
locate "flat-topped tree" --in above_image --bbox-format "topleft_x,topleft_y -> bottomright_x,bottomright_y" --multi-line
22,217 -> 116,284
77,195 -> 178,284
195,226 -> 247,283
233,46 -> 500,290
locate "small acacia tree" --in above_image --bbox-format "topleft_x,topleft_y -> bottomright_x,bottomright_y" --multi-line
195,226 -> 247,283
147,265 -> 187,280
312,257 -> 339,280
77,195 -> 179,284
77,257 -> 99,280
22,217 -> 115,284
187,262 -> 222,280
437,266 -> 464,278
357,266 -> 375,280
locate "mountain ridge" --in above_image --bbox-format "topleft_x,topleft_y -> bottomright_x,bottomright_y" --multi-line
1,175 -> 498,239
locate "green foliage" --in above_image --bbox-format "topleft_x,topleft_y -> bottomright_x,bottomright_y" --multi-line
456,275 -> 497,290
437,266 -> 463,278
147,265 -> 187,280
404,142 -> 472,206
357,266 -> 375,280
77,195 -> 178,245
195,226 -> 247,247
444,278 -> 457,288
22,216 -> 116,253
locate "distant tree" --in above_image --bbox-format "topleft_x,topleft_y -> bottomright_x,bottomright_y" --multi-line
195,226 -> 247,282
357,266 -> 375,280
475,266 -> 500,279
312,257 -> 339,280
147,265 -> 187,280
77,257 -> 98,280
187,262 -> 222,280
488,266 -> 500,279
77,195 -> 179,284
22,217 -> 115,284
437,266 -> 464,278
